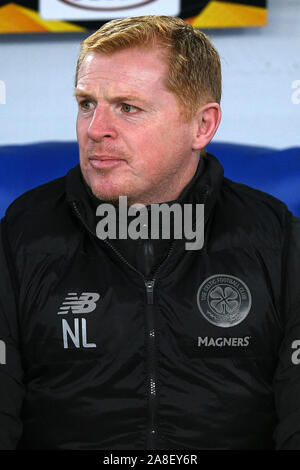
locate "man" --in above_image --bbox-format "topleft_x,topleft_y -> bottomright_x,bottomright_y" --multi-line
0,15 -> 300,450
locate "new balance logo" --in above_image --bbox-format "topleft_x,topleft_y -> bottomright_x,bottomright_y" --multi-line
57,292 -> 100,349
57,292 -> 100,315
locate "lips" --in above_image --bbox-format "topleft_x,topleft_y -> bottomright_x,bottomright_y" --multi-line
89,154 -> 124,161
88,154 -> 126,169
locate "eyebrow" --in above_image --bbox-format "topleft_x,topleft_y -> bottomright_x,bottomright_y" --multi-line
74,88 -> 150,106
74,89 -> 92,99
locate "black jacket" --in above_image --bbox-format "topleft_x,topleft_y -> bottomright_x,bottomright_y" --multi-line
1,153 -> 300,450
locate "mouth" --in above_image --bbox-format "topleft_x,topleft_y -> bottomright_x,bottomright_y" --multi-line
89,154 -> 126,170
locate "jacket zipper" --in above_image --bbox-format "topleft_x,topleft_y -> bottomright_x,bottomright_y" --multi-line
71,201 -> 175,449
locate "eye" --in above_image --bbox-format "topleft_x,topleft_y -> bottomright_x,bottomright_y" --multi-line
79,100 -> 94,110
121,103 -> 138,114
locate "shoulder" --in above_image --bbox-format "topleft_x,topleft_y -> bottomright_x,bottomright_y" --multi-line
222,177 -> 289,216
213,177 -> 293,249
5,175 -> 66,222
221,177 -> 291,223
2,174 -> 76,255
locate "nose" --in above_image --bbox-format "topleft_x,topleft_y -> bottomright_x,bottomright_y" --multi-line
87,104 -> 118,141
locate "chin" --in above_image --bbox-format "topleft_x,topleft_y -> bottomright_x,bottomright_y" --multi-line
86,170 -> 143,204
90,185 -> 127,204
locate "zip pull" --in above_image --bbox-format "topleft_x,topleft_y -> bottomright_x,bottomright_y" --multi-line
145,280 -> 155,305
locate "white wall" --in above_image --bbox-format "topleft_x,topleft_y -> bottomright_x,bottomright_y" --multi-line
0,0 -> 299,148
212,0 -> 300,148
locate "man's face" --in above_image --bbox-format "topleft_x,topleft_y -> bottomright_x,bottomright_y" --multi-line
76,47 -> 200,205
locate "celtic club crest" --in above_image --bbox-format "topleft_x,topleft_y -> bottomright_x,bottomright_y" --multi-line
197,275 -> 252,328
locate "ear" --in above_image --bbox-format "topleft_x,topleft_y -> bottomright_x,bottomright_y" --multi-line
191,103 -> 221,150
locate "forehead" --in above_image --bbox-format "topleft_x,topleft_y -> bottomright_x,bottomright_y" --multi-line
77,47 -> 169,95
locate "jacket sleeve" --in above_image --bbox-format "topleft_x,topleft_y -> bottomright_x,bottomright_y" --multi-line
273,214 -> 300,449
0,219 -> 25,449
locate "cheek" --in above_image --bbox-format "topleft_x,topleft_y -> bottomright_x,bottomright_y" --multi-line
76,117 -> 82,142
138,123 -> 189,167
131,133 -> 165,173
137,120 -> 174,151
76,117 -> 88,144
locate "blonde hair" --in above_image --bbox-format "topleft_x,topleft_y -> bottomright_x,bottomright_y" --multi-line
75,15 -> 221,122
